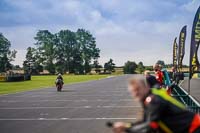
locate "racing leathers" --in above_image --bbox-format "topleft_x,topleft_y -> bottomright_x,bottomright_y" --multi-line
127,88 -> 200,133
56,76 -> 64,85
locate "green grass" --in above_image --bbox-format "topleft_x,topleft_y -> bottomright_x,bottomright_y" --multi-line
0,75 -> 109,95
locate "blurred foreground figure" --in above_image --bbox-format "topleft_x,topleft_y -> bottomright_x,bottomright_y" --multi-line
144,70 -> 151,77
112,75 -> 200,133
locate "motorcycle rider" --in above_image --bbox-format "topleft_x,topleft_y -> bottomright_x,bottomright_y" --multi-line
55,73 -> 64,86
112,75 -> 200,133
57,73 -> 63,80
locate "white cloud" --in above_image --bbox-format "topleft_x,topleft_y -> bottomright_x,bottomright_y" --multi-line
0,26 -> 37,49
11,49 -> 26,66
1,0 -> 199,66
182,0 -> 200,12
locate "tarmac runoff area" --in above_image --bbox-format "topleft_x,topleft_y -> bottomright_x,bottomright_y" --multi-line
0,75 -> 142,133
180,78 -> 200,103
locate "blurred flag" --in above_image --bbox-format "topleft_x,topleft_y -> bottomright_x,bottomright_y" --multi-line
189,6 -> 200,79
178,25 -> 187,70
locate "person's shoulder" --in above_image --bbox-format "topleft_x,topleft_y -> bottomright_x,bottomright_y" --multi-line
144,93 -> 164,106
144,95 -> 154,105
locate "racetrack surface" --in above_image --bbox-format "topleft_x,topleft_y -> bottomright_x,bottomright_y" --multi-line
0,75 -> 141,133
180,78 -> 200,103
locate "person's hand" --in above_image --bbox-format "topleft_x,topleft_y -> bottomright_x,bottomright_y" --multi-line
112,122 -> 126,133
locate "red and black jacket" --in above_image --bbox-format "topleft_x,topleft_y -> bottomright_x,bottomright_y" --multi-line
130,89 -> 199,133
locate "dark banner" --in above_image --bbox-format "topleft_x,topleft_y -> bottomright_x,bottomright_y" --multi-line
189,6 -> 200,79
178,25 -> 187,70
173,37 -> 178,68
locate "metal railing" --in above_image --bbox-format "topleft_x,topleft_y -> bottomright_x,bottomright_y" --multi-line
162,70 -> 200,113
172,85 -> 200,113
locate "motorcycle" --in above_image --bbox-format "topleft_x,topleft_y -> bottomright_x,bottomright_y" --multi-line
55,79 -> 63,92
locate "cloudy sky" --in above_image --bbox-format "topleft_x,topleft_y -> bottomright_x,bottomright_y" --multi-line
0,0 -> 200,66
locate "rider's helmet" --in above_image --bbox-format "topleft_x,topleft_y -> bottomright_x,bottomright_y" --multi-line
58,73 -> 62,77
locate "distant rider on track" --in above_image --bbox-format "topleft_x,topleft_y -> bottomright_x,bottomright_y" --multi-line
55,73 -> 64,91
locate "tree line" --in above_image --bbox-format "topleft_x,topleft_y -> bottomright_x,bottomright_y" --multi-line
1,29 -> 184,75
23,29 -> 100,74
0,29 -> 119,75
123,61 -> 145,74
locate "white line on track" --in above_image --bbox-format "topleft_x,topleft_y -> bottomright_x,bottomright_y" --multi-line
0,94 -> 127,97
0,99 -> 133,103
23,91 -> 128,94
0,105 -> 141,110
0,117 -> 137,121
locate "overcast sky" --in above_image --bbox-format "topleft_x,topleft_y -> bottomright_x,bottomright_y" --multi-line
0,0 -> 200,66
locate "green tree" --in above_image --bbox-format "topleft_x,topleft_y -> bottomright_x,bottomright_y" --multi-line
72,49 -> 84,74
123,61 -> 137,74
0,33 -> 16,72
25,28 -> 101,75
104,59 -> 115,73
137,61 -> 145,74
34,30 -> 56,74
76,29 -> 100,74
56,30 -> 77,73
145,66 -> 153,71
23,47 -> 43,74
13,65 -> 21,70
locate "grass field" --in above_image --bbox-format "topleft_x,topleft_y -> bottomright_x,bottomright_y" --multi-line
0,75 -> 109,95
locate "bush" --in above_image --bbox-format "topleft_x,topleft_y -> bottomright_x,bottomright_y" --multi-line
5,74 -> 31,82
123,61 -> 137,74
7,75 -> 24,82
24,74 -> 31,80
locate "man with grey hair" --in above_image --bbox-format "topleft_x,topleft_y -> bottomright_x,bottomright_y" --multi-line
110,75 -> 200,133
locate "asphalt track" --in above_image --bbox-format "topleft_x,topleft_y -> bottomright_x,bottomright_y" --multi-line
0,75 -> 141,133
180,78 -> 200,102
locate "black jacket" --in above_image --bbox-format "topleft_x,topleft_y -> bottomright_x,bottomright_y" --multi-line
57,76 -> 63,81
132,88 -> 195,133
